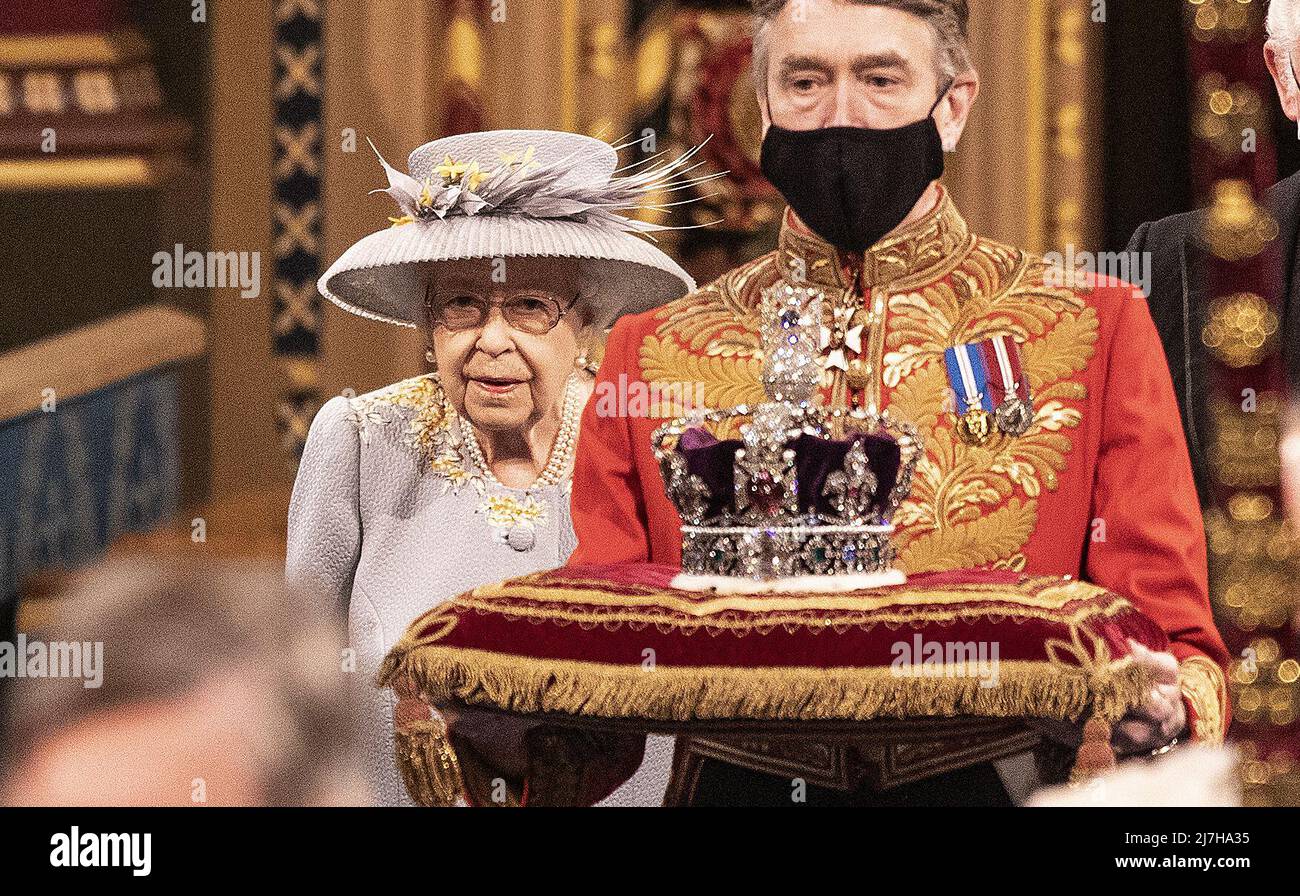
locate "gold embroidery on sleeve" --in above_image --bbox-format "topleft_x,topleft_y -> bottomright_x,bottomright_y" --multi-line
1180,654 -> 1228,745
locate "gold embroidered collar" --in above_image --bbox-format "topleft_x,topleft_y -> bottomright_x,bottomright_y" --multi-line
776,184 -> 974,293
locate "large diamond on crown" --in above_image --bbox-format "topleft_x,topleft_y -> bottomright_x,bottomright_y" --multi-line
651,283 -> 922,590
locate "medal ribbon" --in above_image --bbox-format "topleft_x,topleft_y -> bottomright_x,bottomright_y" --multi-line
979,335 -> 1027,404
944,345 -> 993,414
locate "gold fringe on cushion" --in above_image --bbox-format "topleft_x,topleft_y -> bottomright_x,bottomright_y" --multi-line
394,718 -> 464,807
380,647 -> 1157,730
378,605 -> 459,687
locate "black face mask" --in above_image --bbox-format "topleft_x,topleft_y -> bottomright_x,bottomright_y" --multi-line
759,89 -> 949,253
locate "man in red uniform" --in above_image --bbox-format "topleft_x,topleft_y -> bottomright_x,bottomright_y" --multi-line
569,0 -> 1229,804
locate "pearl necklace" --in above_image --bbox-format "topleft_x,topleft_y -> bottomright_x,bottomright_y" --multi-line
458,374 -> 583,491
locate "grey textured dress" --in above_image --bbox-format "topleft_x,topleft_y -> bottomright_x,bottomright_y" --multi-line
285,372 -> 673,806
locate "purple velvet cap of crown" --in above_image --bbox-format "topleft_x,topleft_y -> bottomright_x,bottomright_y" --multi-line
675,426 -> 902,520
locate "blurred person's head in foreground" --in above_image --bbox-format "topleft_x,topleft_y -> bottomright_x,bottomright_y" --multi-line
1027,744 -> 1242,807
0,557 -> 366,806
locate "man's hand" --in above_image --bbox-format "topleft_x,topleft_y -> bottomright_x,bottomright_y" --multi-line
1112,641 -> 1186,756
393,672 -> 434,727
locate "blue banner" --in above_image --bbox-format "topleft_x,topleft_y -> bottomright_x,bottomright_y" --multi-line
0,369 -> 181,598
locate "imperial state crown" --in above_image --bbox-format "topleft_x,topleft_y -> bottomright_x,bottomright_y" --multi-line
651,282 -> 923,592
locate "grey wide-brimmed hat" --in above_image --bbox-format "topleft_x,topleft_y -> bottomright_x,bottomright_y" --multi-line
318,129 -> 709,329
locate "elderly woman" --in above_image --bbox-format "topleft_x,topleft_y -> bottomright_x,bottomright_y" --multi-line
287,130 -> 697,806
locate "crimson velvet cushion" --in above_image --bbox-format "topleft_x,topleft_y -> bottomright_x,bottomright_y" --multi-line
380,564 -> 1167,730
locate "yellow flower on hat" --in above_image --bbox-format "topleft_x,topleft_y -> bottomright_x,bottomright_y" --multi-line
463,160 -> 489,192
498,145 -> 537,168
434,155 -> 470,182
418,176 -> 436,208
433,155 -> 493,192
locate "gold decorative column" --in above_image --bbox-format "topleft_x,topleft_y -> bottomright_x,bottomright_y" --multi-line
945,0 -> 1103,253
1044,0 -> 1102,253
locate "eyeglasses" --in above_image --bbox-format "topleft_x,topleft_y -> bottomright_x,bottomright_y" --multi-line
424,282 -> 578,336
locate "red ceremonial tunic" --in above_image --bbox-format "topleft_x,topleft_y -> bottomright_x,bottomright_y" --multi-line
570,187 -> 1230,740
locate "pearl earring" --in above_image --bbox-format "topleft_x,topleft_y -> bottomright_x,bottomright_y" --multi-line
425,349 -> 437,367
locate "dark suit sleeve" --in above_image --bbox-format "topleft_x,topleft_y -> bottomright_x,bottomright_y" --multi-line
1124,221 -> 1150,275
1124,212 -> 1211,504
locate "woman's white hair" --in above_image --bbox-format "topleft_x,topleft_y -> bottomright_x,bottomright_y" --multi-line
1270,0 -> 1300,44
1269,0 -> 1300,93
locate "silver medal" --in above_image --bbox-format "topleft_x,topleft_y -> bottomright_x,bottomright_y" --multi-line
995,396 -> 1034,437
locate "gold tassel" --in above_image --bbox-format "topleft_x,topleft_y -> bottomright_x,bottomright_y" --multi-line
1068,715 -> 1118,784
394,719 -> 464,807
385,647 -> 1157,729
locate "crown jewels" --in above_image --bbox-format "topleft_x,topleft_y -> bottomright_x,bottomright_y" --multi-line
652,283 -> 922,587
